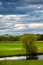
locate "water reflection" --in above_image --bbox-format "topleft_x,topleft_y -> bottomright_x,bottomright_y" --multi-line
38,55 -> 43,60
0,55 -> 43,60
26,55 -> 38,60
0,56 -> 26,60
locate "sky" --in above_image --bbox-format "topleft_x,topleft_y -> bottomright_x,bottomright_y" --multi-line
0,0 -> 43,35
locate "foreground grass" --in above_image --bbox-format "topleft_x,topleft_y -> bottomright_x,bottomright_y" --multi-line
0,60 -> 43,65
0,41 -> 43,56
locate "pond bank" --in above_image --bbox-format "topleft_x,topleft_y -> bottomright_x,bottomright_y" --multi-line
0,52 -> 43,58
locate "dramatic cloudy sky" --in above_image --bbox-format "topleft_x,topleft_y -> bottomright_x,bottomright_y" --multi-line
0,0 -> 43,35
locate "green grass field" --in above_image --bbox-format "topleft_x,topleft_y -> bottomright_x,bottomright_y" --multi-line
0,60 -> 43,65
36,41 -> 43,52
0,41 -> 43,65
0,41 -> 43,56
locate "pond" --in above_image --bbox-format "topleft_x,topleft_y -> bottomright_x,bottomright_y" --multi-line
0,55 -> 43,60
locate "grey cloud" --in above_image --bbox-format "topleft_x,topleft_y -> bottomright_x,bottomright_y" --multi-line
0,13 -> 43,34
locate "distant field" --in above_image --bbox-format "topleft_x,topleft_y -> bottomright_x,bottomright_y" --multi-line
0,41 -> 25,56
0,60 -> 43,65
0,41 -> 43,56
0,41 -> 23,48
36,41 -> 43,52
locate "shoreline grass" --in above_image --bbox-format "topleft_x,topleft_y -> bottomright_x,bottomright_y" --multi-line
0,60 -> 43,65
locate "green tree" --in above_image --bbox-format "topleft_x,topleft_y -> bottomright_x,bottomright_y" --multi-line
20,34 -> 38,59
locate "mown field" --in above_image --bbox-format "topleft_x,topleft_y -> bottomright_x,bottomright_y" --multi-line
0,60 -> 43,65
0,41 -> 43,56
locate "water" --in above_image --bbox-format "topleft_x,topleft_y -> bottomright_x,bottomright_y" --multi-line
38,55 -> 43,60
0,56 -> 26,60
0,55 -> 43,60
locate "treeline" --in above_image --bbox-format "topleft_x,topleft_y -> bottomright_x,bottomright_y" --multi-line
0,35 -> 20,41
0,34 -> 43,41
36,34 -> 43,41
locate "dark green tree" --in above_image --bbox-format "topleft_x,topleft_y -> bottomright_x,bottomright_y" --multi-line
20,34 -> 38,59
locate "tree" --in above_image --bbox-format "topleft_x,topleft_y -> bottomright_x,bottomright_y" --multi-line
20,34 -> 38,59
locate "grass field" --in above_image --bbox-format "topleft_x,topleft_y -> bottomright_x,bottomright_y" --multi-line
0,41 -> 43,56
36,41 -> 43,52
0,60 -> 43,65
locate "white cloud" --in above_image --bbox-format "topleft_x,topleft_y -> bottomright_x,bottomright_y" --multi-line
4,15 -> 26,19
1,14 -> 43,24
28,23 -> 43,28
24,17 -> 40,20
0,14 -> 43,34
14,23 -> 43,30
35,10 -> 43,13
14,24 -> 24,30
0,15 -> 3,18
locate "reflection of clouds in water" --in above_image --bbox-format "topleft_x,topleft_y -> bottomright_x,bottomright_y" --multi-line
0,56 -> 26,60
0,55 -> 43,60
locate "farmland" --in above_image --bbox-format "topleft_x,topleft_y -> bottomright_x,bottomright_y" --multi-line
0,41 -> 43,56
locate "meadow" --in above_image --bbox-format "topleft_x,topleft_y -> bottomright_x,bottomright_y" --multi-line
0,41 -> 43,56
0,60 -> 43,65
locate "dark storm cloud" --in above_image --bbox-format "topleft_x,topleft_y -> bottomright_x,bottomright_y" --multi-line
0,0 -> 43,3
0,3 -> 43,14
0,0 -> 43,14
0,0 -> 43,35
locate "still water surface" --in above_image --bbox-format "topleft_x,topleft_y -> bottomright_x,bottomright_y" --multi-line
0,55 -> 43,60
